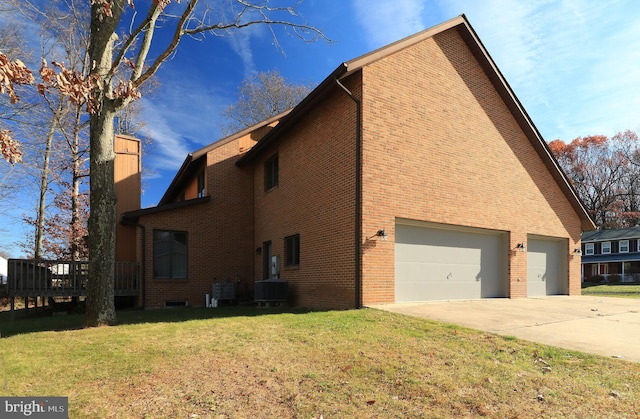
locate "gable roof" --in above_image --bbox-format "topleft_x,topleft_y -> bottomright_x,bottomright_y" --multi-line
158,110 -> 290,205
582,227 -> 640,242
235,14 -> 595,231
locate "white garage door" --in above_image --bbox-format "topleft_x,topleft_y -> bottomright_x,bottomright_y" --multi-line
527,236 -> 568,297
395,222 -> 507,302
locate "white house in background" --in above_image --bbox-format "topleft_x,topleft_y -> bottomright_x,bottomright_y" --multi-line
0,256 -> 7,284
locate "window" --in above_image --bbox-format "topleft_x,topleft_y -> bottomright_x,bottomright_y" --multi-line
619,240 -> 629,253
285,234 -> 300,267
197,170 -> 206,198
264,153 -> 279,191
153,230 -> 188,279
262,241 -> 273,280
585,243 -> 594,255
602,241 -> 611,254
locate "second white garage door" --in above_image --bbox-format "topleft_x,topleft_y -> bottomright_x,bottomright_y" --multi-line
395,222 -> 507,302
527,236 -> 568,297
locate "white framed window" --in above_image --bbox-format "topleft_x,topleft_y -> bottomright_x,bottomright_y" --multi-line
585,243 -> 594,255
619,240 -> 629,253
602,241 -> 611,254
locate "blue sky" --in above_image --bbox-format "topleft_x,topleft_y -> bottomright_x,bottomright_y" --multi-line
2,0 -> 640,257
140,0 -> 640,207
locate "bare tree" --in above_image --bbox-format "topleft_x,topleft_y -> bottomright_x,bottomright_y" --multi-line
0,0 -> 326,326
2,0 -> 91,259
221,69 -> 314,135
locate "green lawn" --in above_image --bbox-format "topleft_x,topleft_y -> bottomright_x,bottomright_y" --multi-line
582,283 -> 640,298
1,307 -> 639,418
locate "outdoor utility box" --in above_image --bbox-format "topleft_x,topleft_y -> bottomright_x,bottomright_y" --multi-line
254,280 -> 288,305
212,282 -> 236,302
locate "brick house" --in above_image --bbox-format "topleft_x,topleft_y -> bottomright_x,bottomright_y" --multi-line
119,15 -> 594,309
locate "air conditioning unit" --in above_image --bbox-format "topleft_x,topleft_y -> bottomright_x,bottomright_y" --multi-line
212,282 -> 237,302
254,280 -> 288,304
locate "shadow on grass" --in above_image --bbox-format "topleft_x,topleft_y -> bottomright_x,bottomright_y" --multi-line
0,305 -> 319,338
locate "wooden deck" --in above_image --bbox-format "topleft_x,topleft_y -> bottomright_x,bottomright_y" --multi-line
6,259 -> 140,319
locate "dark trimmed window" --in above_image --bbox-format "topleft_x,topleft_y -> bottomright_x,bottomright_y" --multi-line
197,170 -> 206,198
264,153 -> 279,191
153,230 -> 188,279
285,234 -> 300,267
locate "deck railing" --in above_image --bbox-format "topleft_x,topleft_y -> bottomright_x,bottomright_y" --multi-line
7,259 -> 140,297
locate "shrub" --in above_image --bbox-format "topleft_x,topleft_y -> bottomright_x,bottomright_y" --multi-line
608,274 -> 622,284
586,275 -> 605,283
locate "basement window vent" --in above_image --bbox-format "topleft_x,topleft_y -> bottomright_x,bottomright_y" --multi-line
165,300 -> 188,308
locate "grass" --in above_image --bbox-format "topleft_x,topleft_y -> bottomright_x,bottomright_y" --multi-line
1,307 -> 639,418
582,283 -> 640,298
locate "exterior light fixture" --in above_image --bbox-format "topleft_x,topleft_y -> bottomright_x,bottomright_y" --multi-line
377,229 -> 388,241
515,243 -> 525,252
574,248 -> 582,255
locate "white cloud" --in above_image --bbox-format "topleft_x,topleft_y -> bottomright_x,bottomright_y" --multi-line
226,30 -> 257,78
434,0 -> 640,140
352,0 -> 427,48
138,61 -> 231,173
139,101 -> 191,172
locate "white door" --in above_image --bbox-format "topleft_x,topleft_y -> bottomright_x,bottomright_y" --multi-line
395,222 -> 506,302
527,237 -> 568,296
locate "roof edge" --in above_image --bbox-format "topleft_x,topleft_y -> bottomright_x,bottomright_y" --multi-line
455,15 -> 596,231
236,63 -> 349,167
159,110 -> 291,204
345,15 -> 467,72
122,196 -> 211,223
192,109 -> 291,160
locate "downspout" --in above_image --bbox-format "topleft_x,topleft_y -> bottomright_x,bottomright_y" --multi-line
335,76 -> 362,309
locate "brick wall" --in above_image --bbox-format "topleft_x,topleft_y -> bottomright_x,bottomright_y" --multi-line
138,138 -> 255,308
252,78 -> 361,309
135,25 -> 585,309
358,29 -> 582,304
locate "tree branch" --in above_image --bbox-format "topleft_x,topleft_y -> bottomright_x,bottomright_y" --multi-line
109,2 -> 162,81
133,0 -> 199,89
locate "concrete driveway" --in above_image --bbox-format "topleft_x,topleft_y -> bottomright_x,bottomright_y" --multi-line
369,296 -> 640,362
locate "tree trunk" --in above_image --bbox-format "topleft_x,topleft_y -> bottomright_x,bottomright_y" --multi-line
70,106 -> 83,260
85,2 -> 124,327
34,116 -> 56,259
85,109 -> 117,326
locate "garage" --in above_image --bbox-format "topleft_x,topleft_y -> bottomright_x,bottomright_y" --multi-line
527,236 -> 568,296
395,221 -> 508,302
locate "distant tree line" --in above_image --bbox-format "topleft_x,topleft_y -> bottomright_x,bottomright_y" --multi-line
549,130 -> 640,229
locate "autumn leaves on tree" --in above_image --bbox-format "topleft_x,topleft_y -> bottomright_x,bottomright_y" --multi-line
549,130 -> 640,229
